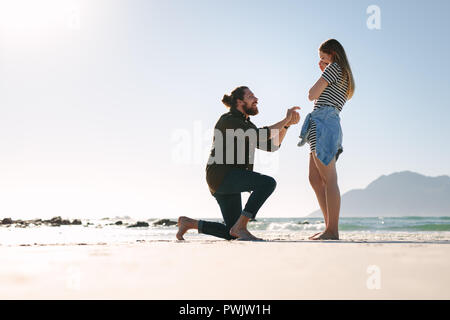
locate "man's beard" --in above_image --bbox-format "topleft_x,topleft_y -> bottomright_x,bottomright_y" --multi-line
243,101 -> 259,116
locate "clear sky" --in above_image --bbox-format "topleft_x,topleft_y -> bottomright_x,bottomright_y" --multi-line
1,0 -> 449,220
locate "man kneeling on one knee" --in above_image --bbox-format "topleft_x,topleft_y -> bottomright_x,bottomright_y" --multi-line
177,86 -> 300,241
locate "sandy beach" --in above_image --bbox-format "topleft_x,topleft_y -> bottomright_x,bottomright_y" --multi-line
1,240 -> 449,300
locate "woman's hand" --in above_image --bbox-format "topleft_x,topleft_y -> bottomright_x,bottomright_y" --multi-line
319,60 -> 329,72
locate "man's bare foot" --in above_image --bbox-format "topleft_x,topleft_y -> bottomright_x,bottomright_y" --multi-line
176,216 -> 196,240
312,231 -> 339,240
229,227 -> 263,241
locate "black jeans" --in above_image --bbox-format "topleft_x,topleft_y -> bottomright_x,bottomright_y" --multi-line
199,168 -> 277,240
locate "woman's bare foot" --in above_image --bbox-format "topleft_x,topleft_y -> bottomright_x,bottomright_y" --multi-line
312,230 -> 339,240
176,216 -> 197,240
308,232 -> 322,240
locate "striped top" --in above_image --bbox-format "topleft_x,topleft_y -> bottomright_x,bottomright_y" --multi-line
314,62 -> 348,112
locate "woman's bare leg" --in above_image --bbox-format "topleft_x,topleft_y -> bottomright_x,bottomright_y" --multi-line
308,153 -> 329,239
311,153 -> 340,240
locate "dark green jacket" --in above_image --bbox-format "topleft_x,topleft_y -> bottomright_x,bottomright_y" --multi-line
205,107 -> 280,195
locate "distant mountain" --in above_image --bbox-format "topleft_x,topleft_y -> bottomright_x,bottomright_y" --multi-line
308,171 -> 450,217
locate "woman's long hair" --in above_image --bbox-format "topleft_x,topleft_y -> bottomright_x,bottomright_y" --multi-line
319,39 -> 355,100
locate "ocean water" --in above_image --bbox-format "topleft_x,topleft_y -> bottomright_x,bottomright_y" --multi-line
1,217 -> 450,246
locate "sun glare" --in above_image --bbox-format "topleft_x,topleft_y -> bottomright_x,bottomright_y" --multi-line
0,0 -> 80,38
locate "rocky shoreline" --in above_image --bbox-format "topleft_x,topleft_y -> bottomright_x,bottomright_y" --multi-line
1,217 -> 82,228
0,217 -> 178,228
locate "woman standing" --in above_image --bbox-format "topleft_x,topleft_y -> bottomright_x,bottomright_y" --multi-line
299,39 -> 355,240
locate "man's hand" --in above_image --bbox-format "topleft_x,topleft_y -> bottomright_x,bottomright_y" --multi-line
285,106 -> 301,126
266,106 -> 301,147
287,111 -> 300,126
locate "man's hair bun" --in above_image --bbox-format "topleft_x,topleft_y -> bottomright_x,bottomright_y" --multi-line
222,94 -> 233,108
